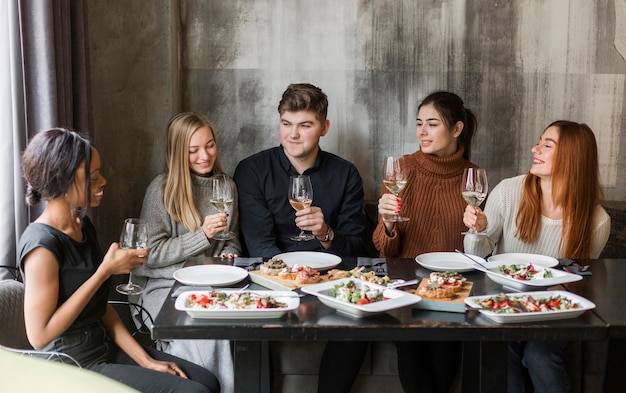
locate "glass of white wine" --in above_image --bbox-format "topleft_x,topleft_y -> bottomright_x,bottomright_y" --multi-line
382,156 -> 409,222
210,174 -> 236,240
288,175 -> 314,241
116,218 -> 148,295
461,167 -> 488,235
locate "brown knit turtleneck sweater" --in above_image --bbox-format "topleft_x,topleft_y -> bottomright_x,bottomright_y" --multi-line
373,147 -> 477,258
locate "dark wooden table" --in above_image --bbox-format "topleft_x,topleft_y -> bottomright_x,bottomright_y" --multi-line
562,258 -> 626,391
152,257 -> 609,393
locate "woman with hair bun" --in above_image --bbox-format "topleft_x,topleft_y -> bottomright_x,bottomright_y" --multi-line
19,128 -> 219,393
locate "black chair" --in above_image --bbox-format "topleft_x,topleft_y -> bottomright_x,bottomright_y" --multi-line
108,299 -> 156,348
0,279 -> 81,366
0,265 -> 20,281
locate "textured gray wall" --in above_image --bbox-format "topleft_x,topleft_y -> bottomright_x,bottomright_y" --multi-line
89,0 -> 626,246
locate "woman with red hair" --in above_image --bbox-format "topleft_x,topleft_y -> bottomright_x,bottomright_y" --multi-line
463,120 -> 611,393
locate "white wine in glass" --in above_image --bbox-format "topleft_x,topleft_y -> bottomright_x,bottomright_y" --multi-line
382,156 -> 409,222
289,175 -> 315,241
116,218 -> 148,295
461,167 -> 488,235
210,174 -> 236,241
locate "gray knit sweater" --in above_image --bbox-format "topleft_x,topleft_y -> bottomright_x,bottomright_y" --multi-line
134,173 -> 241,281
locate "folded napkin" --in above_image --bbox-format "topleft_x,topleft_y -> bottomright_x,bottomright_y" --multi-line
233,257 -> 264,271
171,285 -> 214,298
558,258 -> 592,276
357,257 -> 388,276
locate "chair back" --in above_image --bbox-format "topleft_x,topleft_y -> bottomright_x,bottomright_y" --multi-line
0,280 -> 33,349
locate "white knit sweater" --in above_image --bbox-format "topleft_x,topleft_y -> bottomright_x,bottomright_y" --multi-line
464,175 -> 611,258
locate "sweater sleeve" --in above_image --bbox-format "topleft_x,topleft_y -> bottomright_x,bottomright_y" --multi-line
219,178 -> 242,256
372,184 -> 402,257
463,177 -> 512,258
135,176 -> 211,276
590,205 -> 611,258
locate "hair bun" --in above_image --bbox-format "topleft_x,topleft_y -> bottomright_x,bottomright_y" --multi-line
25,184 -> 42,205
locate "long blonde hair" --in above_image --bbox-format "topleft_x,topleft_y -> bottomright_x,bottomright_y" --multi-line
515,121 -> 602,258
163,112 -> 224,231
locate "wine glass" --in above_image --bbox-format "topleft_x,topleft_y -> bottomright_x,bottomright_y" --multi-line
382,156 -> 410,222
288,175 -> 315,241
210,174 -> 236,240
116,218 -> 148,295
461,167 -> 488,235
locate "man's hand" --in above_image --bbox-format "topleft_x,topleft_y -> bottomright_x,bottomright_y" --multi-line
295,206 -> 327,238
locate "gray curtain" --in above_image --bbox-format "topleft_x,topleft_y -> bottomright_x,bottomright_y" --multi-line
20,0 -> 93,138
18,0 -> 94,221
0,1 -> 26,279
0,0 -> 94,278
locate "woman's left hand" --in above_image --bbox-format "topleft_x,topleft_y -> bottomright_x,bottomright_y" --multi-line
145,359 -> 189,379
463,205 -> 487,232
202,213 -> 228,239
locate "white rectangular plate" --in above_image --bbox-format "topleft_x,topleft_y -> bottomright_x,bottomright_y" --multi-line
301,278 -> 421,318
464,290 -> 595,324
175,290 -> 300,319
483,261 -> 582,291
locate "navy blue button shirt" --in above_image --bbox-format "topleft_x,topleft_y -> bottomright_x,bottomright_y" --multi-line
233,146 -> 367,258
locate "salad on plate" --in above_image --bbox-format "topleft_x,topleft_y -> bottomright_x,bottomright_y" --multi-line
330,280 -> 386,305
498,263 -> 553,281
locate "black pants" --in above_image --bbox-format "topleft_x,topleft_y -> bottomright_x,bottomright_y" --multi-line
317,341 -> 460,393
47,322 -> 220,393
395,341 -> 461,393
317,341 -> 369,393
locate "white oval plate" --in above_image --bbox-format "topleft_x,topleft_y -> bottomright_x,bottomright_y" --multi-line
175,290 -> 299,319
415,252 -> 486,272
272,251 -> 341,271
465,290 -> 595,323
487,253 -> 559,268
173,265 -> 248,286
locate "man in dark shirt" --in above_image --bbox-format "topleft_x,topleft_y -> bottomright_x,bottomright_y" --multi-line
233,83 -> 367,258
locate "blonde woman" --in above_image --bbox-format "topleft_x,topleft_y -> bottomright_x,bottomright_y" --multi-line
133,112 -> 241,393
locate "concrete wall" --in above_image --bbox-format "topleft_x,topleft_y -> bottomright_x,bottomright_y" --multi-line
89,0 -> 626,246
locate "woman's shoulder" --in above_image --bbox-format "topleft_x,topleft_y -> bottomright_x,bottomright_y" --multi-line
148,173 -> 167,187
493,174 -> 526,192
593,204 -> 611,224
19,223 -> 65,259
144,173 -> 167,195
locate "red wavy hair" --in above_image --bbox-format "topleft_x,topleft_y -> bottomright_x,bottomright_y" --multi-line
515,121 -> 603,259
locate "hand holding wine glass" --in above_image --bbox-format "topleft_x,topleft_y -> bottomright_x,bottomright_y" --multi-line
210,174 -> 236,240
116,218 -> 148,295
461,168 -> 488,235
289,175 -> 315,241
382,156 -> 409,222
